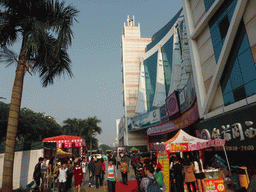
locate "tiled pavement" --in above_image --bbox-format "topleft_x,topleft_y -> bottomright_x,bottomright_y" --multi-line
68,165 -> 136,192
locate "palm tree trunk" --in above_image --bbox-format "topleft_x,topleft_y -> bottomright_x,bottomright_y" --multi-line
2,60 -> 26,192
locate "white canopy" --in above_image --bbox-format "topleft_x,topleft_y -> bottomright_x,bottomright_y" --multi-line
164,129 -> 225,152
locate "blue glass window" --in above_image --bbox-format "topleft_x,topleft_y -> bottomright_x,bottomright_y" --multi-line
238,49 -> 256,84
204,0 -> 216,12
229,59 -> 244,89
209,0 -> 237,63
223,92 -> 235,106
245,79 -> 256,97
220,20 -> 256,106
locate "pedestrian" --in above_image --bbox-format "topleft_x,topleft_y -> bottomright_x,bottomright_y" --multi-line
88,157 -> 96,187
135,158 -> 144,192
100,158 -> 106,186
94,158 -> 103,188
57,161 -> 68,192
131,155 -> 139,173
184,160 -> 196,192
81,157 -> 88,186
193,155 -> 206,192
73,162 -> 83,192
120,157 -> 128,185
52,161 -> 61,191
116,155 -> 121,169
154,163 -> 166,191
40,157 -> 48,191
66,160 -> 73,190
107,159 -> 117,192
140,164 -> 161,192
32,157 -> 44,191
172,157 -> 184,192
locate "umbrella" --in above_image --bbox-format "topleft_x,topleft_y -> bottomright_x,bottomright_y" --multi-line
130,147 -> 139,152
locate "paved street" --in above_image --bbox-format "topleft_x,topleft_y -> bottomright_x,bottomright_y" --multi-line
68,162 -> 137,192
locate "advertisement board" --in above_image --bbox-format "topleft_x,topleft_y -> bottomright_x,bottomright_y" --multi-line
179,74 -> 196,114
197,103 -> 256,151
156,151 -> 170,192
147,101 -> 199,136
128,108 -> 160,131
160,104 -> 169,123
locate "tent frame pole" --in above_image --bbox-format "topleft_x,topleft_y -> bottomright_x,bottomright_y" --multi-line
222,145 -> 231,172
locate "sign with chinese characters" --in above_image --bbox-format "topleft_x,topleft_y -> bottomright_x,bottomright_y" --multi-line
156,151 -> 170,192
197,104 -> 256,150
184,178 -> 225,192
147,101 -> 199,136
127,108 -> 160,131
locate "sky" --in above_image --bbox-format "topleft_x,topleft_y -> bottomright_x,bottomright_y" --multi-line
0,0 -> 183,146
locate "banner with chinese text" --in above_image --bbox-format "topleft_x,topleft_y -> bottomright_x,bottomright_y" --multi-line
156,151 -> 170,192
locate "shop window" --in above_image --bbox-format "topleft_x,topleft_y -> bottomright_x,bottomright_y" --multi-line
218,15 -> 230,39
233,86 -> 246,102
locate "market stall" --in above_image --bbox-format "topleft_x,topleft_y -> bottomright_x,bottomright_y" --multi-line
42,135 -> 86,158
163,129 -> 228,192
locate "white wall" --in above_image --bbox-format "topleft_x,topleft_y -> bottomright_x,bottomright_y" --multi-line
0,149 -> 43,190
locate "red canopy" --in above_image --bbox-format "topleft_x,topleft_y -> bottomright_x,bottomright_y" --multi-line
42,135 -> 83,142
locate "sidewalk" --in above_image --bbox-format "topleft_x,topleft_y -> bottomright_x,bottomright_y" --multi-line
69,166 -> 137,192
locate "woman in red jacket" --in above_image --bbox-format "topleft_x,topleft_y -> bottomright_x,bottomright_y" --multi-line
100,158 -> 106,186
73,162 -> 83,192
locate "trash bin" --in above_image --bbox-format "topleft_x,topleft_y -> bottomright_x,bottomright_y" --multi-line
238,167 -> 250,189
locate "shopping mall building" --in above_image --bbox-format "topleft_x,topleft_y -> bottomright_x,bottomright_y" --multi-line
117,0 -> 256,175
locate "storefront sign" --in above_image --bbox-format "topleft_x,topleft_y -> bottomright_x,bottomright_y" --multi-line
165,140 -> 225,152
128,108 -> 160,131
156,151 -> 170,192
147,101 -> 199,136
197,104 -> 256,150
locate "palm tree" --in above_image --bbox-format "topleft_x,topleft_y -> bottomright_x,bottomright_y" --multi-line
0,1 -> 78,191
86,116 -> 102,155
61,118 -> 101,152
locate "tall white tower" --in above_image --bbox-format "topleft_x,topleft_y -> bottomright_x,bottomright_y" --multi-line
121,16 -> 151,146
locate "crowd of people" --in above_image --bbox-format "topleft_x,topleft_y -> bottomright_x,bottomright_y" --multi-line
26,152 -> 206,192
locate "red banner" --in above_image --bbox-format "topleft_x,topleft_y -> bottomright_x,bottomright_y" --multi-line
75,141 -> 82,148
64,142 -> 72,148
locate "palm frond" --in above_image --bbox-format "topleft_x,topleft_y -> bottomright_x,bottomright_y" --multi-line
0,46 -> 18,67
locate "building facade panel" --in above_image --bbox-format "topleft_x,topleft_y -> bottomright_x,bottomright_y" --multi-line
198,37 -> 215,65
201,55 -> 216,81
191,0 -> 206,26
196,27 -> 211,50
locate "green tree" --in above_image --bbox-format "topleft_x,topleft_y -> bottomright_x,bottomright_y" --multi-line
61,117 -> 102,152
99,144 -> 113,152
0,1 -> 78,191
86,116 -> 102,155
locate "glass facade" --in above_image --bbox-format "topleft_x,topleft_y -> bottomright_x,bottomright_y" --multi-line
209,0 -> 237,62
144,52 -> 158,111
146,9 -> 182,51
220,21 -> 256,106
162,36 -> 174,95
204,0 -> 216,12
